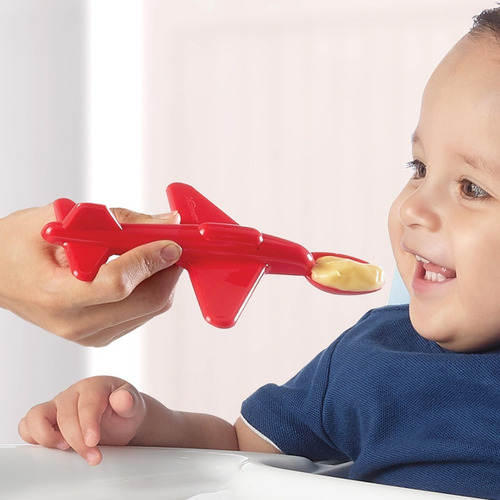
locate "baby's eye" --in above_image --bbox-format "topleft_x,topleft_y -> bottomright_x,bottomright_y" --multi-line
458,178 -> 490,200
406,160 -> 427,180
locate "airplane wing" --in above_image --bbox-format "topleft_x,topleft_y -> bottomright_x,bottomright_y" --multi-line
166,184 -> 266,326
185,260 -> 267,328
166,183 -> 237,225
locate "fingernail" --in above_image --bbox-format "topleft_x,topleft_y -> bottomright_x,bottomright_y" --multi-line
86,451 -> 100,465
57,440 -> 70,451
161,242 -> 181,263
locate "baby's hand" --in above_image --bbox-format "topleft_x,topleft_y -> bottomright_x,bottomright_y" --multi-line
18,376 -> 146,465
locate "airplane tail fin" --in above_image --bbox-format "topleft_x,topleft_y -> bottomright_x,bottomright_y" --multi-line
44,201 -> 123,281
61,202 -> 123,232
53,198 -> 77,221
64,242 -> 114,281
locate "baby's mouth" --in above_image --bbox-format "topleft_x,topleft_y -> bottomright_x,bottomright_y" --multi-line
415,255 -> 456,282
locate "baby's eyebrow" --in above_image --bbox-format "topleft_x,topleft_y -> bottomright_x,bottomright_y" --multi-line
454,150 -> 500,183
410,131 -> 424,149
412,131 -> 498,179
456,152 -> 497,179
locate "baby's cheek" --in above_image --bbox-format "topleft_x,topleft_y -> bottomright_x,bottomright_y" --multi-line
387,196 -> 404,249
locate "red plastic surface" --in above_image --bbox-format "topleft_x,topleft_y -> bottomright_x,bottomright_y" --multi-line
41,183 -> 382,328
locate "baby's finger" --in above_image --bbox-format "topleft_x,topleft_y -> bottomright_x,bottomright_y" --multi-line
94,384 -> 146,446
109,385 -> 143,419
18,418 -> 37,444
54,393 -> 99,465
76,387 -> 110,448
18,403 -> 69,451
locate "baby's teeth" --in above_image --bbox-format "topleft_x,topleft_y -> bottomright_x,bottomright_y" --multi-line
416,255 -> 430,264
425,271 -> 446,282
416,254 -> 450,282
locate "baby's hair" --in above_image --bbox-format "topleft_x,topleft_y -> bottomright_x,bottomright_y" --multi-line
469,6 -> 500,41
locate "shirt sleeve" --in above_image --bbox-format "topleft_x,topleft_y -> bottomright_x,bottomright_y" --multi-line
240,338 -> 349,462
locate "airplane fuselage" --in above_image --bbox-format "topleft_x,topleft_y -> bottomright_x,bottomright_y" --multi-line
44,222 -> 315,277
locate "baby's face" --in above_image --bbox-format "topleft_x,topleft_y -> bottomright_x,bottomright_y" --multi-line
389,34 -> 500,352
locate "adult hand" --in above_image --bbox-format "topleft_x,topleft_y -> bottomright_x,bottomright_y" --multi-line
0,204 -> 182,346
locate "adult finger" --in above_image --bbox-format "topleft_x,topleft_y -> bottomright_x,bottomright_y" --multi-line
110,208 -> 180,225
65,266 -> 182,346
88,240 -> 182,305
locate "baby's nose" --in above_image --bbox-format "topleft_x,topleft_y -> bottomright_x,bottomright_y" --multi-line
398,181 -> 441,232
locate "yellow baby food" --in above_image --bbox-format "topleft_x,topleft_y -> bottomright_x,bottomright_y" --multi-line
311,256 -> 384,292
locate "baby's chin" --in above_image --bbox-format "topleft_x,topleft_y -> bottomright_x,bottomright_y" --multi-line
409,306 -> 500,353
408,306 -> 460,352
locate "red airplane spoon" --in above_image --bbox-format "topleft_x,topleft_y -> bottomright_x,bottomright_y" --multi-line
42,183 -> 383,328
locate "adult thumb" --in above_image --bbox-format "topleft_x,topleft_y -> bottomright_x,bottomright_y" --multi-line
96,240 -> 182,299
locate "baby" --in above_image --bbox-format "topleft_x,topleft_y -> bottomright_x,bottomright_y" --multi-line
18,7 -> 500,499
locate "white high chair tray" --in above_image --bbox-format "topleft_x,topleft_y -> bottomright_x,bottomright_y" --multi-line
0,445 -> 472,499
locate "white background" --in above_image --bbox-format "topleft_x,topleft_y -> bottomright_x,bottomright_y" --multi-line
0,0 -> 491,443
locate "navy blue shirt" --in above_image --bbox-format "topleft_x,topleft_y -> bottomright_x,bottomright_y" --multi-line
241,305 -> 500,499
